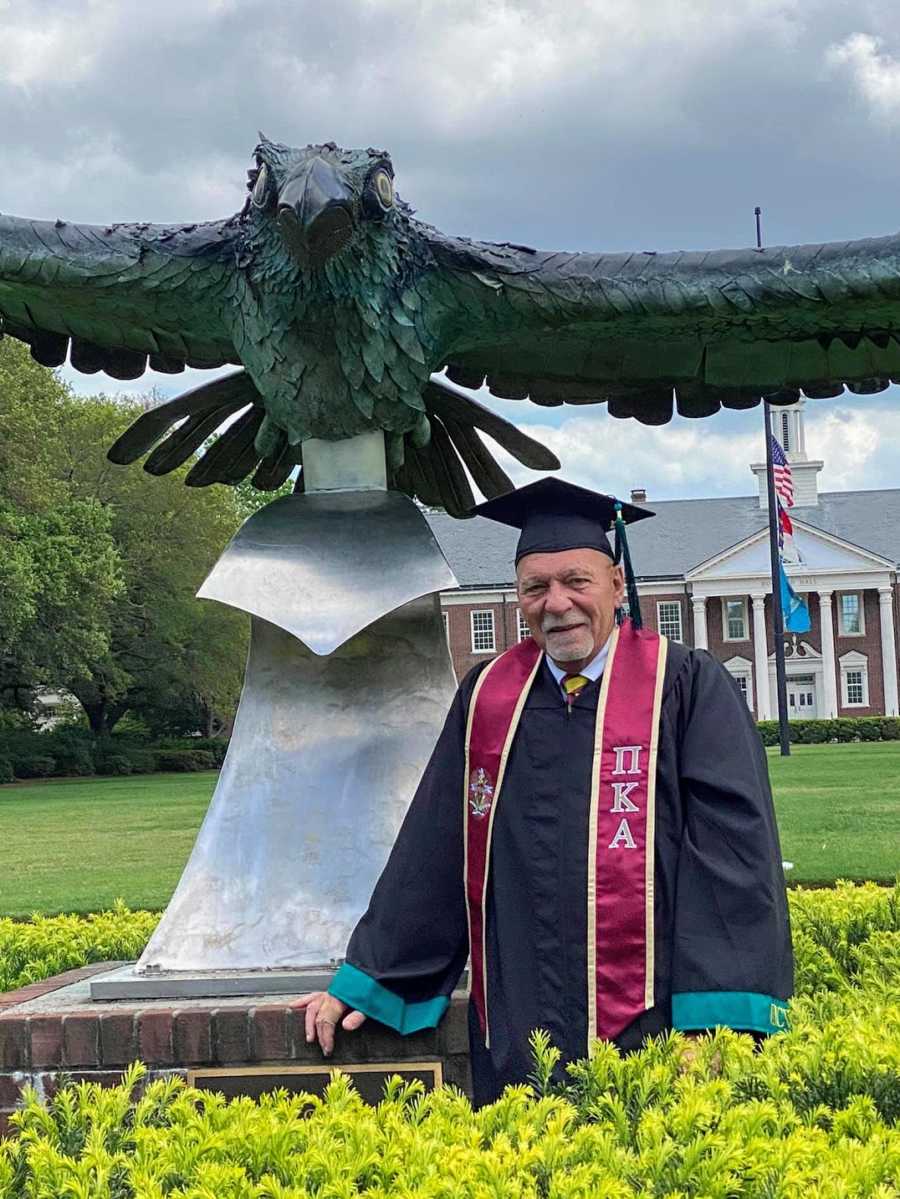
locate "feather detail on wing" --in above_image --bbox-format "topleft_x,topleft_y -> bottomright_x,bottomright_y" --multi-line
423,225 -> 900,424
108,369 -> 284,489
0,212 -> 240,377
108,369 -> 558,515
409,375 -> 560,514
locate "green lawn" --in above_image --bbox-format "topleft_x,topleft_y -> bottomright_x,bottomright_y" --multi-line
0,773 -> 216,918
0,743 -> 898,917
766,742 -> 900,885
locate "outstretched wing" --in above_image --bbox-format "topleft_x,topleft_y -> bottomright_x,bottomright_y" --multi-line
0,212 -> 240,378
424,226 -> 900,423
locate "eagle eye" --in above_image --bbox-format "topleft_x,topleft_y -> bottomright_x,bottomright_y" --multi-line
363,166 -> 395,219
251,163 -> 273,209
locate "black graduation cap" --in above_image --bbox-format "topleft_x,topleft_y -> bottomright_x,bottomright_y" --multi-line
471,478 -> 654,628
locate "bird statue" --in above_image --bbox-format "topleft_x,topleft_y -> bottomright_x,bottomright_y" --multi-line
4,135 -> 900,518
6,138 -> 900,986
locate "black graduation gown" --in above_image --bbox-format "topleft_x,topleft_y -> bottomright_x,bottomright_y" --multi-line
328,641 -> 793,1106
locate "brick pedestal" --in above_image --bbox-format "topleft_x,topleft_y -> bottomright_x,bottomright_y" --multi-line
0,964 -> 471,1137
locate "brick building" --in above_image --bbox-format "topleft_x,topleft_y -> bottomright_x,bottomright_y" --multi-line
428,402 -> 900,720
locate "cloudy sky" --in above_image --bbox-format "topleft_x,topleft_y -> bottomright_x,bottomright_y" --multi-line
4,0 -> 900,500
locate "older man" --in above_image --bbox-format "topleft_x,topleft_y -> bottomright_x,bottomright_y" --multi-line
297,479 -> 793,1106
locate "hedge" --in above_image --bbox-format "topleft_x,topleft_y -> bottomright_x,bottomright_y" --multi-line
0,728 -> 227,781
757,715 -> 900,744
1,880 -> 895,1015
2,718 -> 897,779
1,884 -> 898,1195
153,748 -> 220,772
0,904 -> 161,993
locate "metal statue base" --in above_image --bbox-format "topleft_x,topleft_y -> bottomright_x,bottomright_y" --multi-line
90,964 -> 338,1002
121,484 -> 458,988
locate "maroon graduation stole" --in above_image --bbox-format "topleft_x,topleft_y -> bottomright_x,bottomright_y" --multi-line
463,620 -> 668,1050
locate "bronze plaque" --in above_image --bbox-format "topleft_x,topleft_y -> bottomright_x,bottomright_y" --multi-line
187,1061 -> 443,1105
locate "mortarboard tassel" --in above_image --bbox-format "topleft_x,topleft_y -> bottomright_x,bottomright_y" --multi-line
613,502 -> 643,630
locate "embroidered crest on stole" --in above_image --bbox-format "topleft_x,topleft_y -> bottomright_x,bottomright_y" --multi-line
468,768 -> 494,818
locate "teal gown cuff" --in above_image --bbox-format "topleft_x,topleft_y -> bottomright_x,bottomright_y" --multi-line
328,962 -> 450,1035
672,991 -> 790,1035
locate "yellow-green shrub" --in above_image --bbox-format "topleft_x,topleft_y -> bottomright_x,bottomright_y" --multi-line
1,884 -> 897,1198
2,1045 -> 899,1198
3,882 -> 895,997
0,903 -> 159,992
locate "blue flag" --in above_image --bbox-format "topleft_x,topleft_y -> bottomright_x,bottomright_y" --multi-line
780,564 -> 811,633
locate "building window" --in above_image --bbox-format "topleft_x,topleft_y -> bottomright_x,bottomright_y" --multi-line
470,609 -> 496,653
657,601 -> 683,642
723,656 -> 754,712
846,672 -> 864,704
840,653 -> 869,707
780,411 -> 791,452
722,597 -> 748,641
839,592 -> 864,636
442,611 -> 450,644
516,608 -> 530,642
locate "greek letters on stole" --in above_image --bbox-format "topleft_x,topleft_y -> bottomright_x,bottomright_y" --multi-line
463,621 -> 668,1050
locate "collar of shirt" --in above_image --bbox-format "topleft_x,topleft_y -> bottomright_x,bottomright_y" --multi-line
545,635 -> 612,696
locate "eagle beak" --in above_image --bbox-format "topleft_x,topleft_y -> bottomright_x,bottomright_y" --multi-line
277,157 -> 354,267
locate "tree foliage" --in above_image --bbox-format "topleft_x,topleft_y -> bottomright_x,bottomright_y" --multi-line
0,340 -> 247,734
0,342 -> 121,707
232,471 -> 295,520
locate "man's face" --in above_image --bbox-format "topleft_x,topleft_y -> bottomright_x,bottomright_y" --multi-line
516,548 -> 625,669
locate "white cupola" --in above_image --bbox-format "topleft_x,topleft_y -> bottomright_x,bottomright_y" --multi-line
750,399 -> 823,508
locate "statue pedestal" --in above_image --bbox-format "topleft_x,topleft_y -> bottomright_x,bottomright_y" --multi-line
0,963 -> 471,1136
134,487 -> 458,978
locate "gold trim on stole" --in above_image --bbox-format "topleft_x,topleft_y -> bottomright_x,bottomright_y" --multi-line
462,658 -> 499,1001
585,624 -> 620,1053
463,649 -> 544,1049
643,635 -> 668,1009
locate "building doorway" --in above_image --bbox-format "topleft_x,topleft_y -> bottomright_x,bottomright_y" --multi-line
787,675 -> 817,719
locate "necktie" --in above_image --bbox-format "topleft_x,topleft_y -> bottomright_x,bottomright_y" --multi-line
562,673 -> 590,705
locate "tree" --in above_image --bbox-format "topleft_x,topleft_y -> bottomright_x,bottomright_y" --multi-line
0,341 -> 122,710
0,341 -> 248,735
232,472 -> 295,520
56,395 -> 248,736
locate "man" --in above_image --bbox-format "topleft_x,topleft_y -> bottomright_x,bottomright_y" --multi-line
296,478 -> 793,1106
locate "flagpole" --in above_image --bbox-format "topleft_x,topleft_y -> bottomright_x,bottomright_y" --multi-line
764,403 -> 791,756
756,206 -> 791,757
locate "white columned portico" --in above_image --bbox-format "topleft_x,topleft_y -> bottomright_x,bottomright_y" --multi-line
818,591 -> 838,717
692,596 -> 708,650
878,587 -> 899,716
751,593 -> 771,719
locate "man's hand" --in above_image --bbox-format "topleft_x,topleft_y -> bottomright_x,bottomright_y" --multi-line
292,991 -> 367,1057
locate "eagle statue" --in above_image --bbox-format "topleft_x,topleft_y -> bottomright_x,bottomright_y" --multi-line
3,135 -> 900,515
9,138 -> 900,982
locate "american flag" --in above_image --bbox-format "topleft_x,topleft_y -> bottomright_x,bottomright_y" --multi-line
777,501 -> 793,547
770,434 -> 794,508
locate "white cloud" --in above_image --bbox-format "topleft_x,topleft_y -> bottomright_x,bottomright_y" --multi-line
804,404 -> 900,490
826,32 -> 900,118
490,410 -> 764,500
0,10 -> 99,87
486,399 -> 900,501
